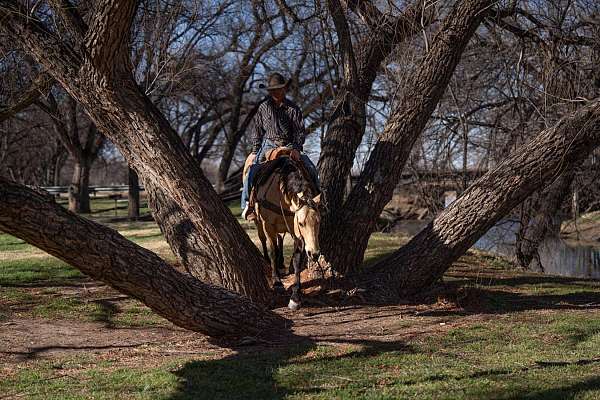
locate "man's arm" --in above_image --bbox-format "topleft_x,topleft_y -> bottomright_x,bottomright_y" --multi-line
292,107 -> 306,151
251,105 -> 265,154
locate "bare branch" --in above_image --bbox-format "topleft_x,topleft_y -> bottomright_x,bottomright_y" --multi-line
47,0 -> 87,41
0,70 -> 54,122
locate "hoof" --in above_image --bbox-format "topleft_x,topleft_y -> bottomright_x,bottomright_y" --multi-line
288,298 -> 301,311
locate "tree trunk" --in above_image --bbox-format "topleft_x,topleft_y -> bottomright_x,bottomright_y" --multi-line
0,178 -> 285,336
144,183 -> 270,286
363,99 -> 600,297
53,151 -> 66,186
128,166 -> 140,218
515,172 -> 573,271
216,139 -> 237,193
68,157 -> 92,213
318,97 -> 365,212
216,97 -> 269,191
321,0 -> 494,275
0,0 -> 272,304
196,122 -> 222,164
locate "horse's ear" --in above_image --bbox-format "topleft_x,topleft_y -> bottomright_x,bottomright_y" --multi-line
312,194 -> 321,204
297,191 -> 304,199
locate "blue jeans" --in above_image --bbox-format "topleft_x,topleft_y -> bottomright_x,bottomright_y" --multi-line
241,139 -> 320,209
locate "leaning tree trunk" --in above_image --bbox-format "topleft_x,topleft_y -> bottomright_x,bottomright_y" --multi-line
143,184 -> 270,285
127,166 -> 140,218
0,179 -> 285,336
515,171 -> 574,271
321,0 -> 494,275
0,0 -> 272,304
363,99 -> 600,298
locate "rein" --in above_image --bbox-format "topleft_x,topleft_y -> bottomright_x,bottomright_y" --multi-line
280,197 -> 299,242
259,199 -> 294,216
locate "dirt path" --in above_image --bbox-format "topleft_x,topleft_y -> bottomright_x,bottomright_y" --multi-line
2,253 -> 599,382
0,300 -> 490,369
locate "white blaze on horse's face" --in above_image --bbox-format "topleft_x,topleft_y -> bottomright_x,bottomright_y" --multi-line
291,193 -> 321,262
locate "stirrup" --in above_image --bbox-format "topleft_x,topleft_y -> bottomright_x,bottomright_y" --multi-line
242,205 -> 256,221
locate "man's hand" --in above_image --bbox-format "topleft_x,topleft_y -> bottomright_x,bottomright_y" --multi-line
290,149 -> 301,161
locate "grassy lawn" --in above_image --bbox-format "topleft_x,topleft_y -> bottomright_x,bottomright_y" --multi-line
1,306 -> 599,399
1,201 -> 600,399
55,196 -> 151,218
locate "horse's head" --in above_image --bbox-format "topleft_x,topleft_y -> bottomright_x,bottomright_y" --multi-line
281,158 -> 322,262
290,192 -> 321,262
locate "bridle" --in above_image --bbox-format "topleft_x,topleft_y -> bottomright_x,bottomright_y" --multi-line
279,193 -> 317,243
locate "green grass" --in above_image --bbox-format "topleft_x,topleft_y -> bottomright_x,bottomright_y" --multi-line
25,296 -> 166,327
0,357 -> 180,400
0,221 -> 168,326
1,200 -> 600,399
2,311 -> 599,399
0,234 -> 32,252
226,199 -> 242,218
0,258 -> 83,286
362,233 -> 409,266
161,314 -> 600,399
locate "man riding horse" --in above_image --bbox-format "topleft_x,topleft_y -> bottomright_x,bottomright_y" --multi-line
241,72 -> 320,221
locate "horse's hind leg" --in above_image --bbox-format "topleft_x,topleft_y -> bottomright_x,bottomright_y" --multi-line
257,223 -> 270,262
276,234 -> 286,277
289,239 -> 306,311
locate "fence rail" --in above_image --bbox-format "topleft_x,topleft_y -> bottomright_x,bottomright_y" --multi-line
39,184 -> 243,203
40,185 -> 145,196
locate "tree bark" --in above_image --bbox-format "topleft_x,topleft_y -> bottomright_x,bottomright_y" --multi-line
319,1 -> 434,211
68,157 -> 92,213
0,0 -> 272,303
0,71 -> 54,123
216,136 -> 239,193
0,178 -> 285,336
364,99 -> 600,297
196,122 -> 222,164
53,149 -> 66,186
515,171 -> 574,271
215,96 -> 267,192
127,166 -> 140,218
321,0 -> 494,275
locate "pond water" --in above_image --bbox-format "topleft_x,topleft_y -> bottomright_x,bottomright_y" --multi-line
474,220 -> 600,279
389,217 -> 600,279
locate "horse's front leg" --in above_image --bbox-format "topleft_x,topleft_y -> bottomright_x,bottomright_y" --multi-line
288,239 -> 306,310
265,227 -> 284,292
276,234 -> 286,277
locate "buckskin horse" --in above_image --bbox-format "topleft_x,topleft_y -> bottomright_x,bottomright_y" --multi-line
245,148 -> 321,310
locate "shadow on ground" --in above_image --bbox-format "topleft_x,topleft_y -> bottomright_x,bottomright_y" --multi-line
168,335 -> 413,400
504,377 -> 600,400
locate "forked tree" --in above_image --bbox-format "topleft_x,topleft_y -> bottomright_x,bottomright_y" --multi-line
1,0 -> 600,335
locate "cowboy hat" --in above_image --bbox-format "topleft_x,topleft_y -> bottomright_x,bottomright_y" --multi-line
259,72 -> 291,90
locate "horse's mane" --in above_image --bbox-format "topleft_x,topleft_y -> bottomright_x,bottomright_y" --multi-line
279,158 -> 317,200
